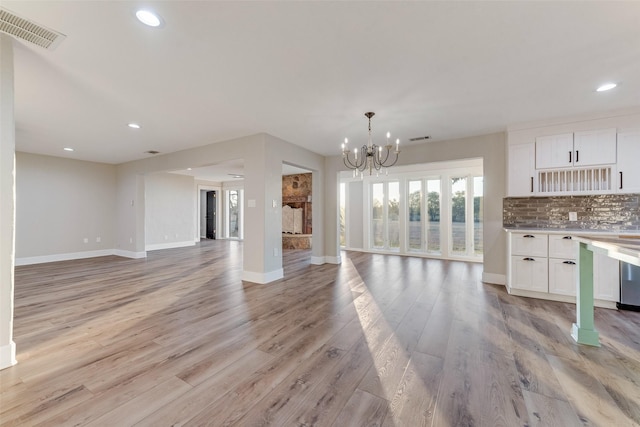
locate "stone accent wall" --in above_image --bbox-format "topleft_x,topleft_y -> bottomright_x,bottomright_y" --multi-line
282,173 -> 312,199
282,173 -> 312,234
503,194 -> 640,231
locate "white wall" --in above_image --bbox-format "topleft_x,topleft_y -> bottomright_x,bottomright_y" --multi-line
15,152 -> 116,262
144,172 -> 195,250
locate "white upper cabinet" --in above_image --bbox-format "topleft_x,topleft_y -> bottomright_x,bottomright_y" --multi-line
573,128 -> 617,167
616,131 -> 640,193
535,133 -> 574,169
508,143 -> 535,197
535,129 -> 617,170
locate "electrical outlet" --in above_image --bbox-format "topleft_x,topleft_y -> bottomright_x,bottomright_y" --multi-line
129,237 -> 133,244
83,238 -> 88,244
273,247 -> 278,256
569,212 -> 578,221
96,237 -> 101,243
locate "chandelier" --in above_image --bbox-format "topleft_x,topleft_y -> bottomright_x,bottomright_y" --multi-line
341,112 -> 400,176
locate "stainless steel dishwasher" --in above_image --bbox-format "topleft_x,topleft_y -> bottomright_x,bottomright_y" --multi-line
618,261 -> 640,311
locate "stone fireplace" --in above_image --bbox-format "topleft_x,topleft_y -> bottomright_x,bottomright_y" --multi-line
282,173 -> 312,249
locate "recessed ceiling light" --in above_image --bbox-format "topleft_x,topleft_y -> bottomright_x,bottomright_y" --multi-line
128,123 -> 141,129
63,147 -> 74,152
187,168 -> 192,171
596,83 -> 617,92
135,10 -> 162,27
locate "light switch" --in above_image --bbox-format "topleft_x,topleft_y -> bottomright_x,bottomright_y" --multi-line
248,199 -> 256,208
272,199 -> 277,208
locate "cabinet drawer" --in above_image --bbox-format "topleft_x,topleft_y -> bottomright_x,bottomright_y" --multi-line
549,258 -> 577,296
548,235 -> 577,259
511,256 -> 548,292
511,233 -> 548,257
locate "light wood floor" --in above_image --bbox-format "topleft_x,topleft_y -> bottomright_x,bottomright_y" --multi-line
2,240 -> 640,426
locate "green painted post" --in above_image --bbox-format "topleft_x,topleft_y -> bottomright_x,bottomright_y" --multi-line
571,242 -> 600,346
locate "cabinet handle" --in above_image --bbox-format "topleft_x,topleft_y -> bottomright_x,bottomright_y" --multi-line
530,177 -> 534,193
562,261 -> 576,265
562,236 -> 572,240
620,171 -> 623,189
576,150 -> 579,163
523,257 -> 535,261
523,235 -> 535,238
569,151 -> 572,163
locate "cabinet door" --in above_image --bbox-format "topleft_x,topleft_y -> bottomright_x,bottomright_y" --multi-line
536,133 -> 574,169
617,131 -> 640,193
548,235 -> 577,259
593,253 -> 620,302
549,258 -> 577,296
508,143 -> 536,196
573,128 -> 617,167
511,256 -> 548,292
511,233 -> 548,257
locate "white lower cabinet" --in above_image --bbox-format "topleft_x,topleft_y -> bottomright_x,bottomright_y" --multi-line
594,253 -> 620,302
508,231 -> 620,308
548,258 -> 577,296
511,256 -> 548,292
548,235 -> 577,296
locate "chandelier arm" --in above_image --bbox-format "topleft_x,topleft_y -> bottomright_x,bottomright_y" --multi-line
343,146 -> 369,170
381,151 -> 400,168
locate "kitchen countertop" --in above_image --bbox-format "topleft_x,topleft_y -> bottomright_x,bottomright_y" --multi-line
571,235 -> 640,267
504,227 -> 640,237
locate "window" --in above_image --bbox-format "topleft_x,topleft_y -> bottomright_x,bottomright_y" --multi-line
370,181 -> 399,251
408,178 -> 440,253
474,176 -> 483,255
426,179 -> 441,253
339,183 -> 346,247
408,180 -> 422,251
372,182 -> 384,248
226,189 -> 243,239
341,159 -> 482,262
451,177 -> 467,255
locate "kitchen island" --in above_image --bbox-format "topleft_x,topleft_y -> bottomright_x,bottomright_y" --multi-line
571,235 -> 640,346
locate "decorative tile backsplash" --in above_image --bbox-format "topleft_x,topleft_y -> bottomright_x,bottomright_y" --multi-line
503,194 -> 640,231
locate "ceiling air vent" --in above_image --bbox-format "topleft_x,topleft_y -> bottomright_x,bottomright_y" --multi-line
0,8 -> 66,50
145,150 -> 160,155
409,136 -> 431,142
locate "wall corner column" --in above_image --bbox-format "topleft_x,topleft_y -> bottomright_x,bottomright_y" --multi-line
0,34 -> 17,369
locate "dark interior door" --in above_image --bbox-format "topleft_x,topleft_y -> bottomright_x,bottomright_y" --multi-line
206,191 -> 216,239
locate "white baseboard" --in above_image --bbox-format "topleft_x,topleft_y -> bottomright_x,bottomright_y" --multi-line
15,249 -> 115,266
0,341 -> 17,370
507,287 -> 617,310
242,268 -> 284,284
145,241 -> 196,251
113,249 -> 147,259
482,272 -> 506,285
310,255 -> 342,265
324,255 -> 342,265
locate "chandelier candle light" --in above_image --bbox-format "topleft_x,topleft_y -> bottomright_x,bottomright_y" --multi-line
341,112 -> 400,177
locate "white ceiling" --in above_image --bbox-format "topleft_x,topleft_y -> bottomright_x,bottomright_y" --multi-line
5,1 -> 640,169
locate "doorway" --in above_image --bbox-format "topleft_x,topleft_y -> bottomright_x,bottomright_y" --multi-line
206,191 -> 217,239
